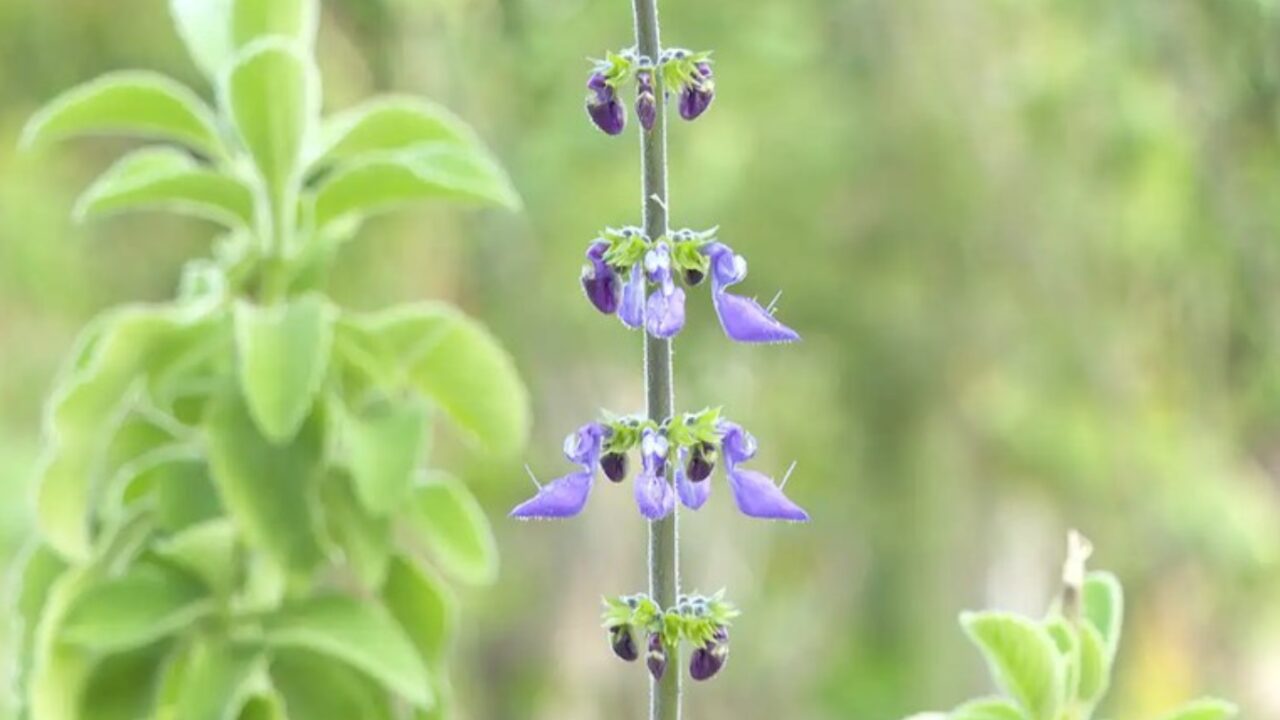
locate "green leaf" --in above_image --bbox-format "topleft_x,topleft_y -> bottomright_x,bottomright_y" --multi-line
75,147 -> 254,227
12,543 -> 69,694
382,555 -> 458,668
155,518 -> 240,596
343,399 -> 429,515
960,612 -> 1064,720
170,0 -> 235,79
232,0 -> 317,49
205,390 -> 326,574
270,649 -> 394,720
61,562 -> 213,652
21,70 -> 223,157
26,567 -> 96,720
1082,571 -> 1123,659
313,97 -> 481,168
262,595 -> 434,708
35,302 -> 215,560
233,295 -> 333,443
318,469 -> 391,590
950,697 -> 1028,720
1075,620 -> 1111,706
239,692 -> 287,720
405,472 -> 498,586
1156,699 -> 1239,720
222,39 -> 318,246
79,645 -> 168,720
313,143 -> 520,228
1043,618 -> 1080,704
165,637 -> 265,720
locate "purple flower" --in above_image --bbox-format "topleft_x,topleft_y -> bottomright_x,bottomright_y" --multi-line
586,71 -> 626,135
634,428 -> 675,520
600,452 -> 628,482
678,62 -> 715,121
675,447 -> 711,511
643,243 -> 687,338
689,626 -> 729,681
636,70 -> 657,131
716,421 -> 808,521
581,241 -> 621,314
703,242 -> 799,344
510,422 -> 609,519
646,633 -> 668,680
610,625 -> 639,662
618,264 -> 646,329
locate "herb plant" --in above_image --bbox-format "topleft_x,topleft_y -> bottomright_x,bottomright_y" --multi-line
508,0 -> 806,717
8,1 -> 527,718
906,533 -> 1238,720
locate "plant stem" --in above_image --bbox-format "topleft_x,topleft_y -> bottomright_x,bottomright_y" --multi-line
632,0 -> 679,716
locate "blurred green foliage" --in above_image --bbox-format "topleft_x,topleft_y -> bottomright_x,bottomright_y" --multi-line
4,0 -> 1280,718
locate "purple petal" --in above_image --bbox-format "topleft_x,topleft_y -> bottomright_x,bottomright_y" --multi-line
675,451 -> 710,510
712,289 -> 800,344
581,247 -> 621,315
619,264 -> 646,329
564,422 -> 608,467
726,467 -> 808,521
634,471 -> 675,520
510,470 -> 594,519
587,98 -> 626,135
645,287 -> 686,339
718,421 -> 757,467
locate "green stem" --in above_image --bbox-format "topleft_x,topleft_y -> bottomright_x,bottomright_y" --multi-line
631,0 -> 679,716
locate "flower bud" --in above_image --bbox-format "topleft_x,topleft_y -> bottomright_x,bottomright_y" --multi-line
581,242 -> 621,314
646,633 -> 668,680
586,72 -> 626,135
609,624 -> 639,662
686,442 -> 717,482
600,452 -> 628,483
689,626 -> 729,681
678,63 -> 715,121
683,268 -> 705,286
636,71 -> 657,131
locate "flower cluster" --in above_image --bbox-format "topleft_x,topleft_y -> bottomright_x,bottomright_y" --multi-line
602,592 -> 738,682
581,226 -> 799,343
510,409 -> 808,522
585,48 -> 715,135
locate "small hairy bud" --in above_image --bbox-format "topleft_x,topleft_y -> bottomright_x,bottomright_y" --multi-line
683,267 -> 705,287
636,70 -> 657,131
678,63 -> 715,121
586,71 -> 626,135
582,242 -> 622,314
601,452 -> 629,483
689,626 -> 729,681
686,442 -> 717,482
646,633 -> 668,680
610,625 -> 639,662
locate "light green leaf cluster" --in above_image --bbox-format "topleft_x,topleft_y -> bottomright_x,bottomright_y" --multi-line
912,560 -> 1237,720
10,1 -> 527,718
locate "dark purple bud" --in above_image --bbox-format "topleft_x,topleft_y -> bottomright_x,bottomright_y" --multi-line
581,241 -> 621,314
586,72 -> 626,135
610,625 -> 639,662
601,452 -> 628,483
683,268 -> 705,286
689,626 -> 729,681
636,71 -> 656,131
646,633 -> 668,680
678,63 -> 715,121
686,442 -> 717,482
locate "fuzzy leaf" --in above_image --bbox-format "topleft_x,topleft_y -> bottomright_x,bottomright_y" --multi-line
318,469 -> 391,590
75,147 -> 254,226
170,0 -> 235,78
271,649 -> 394,720
205,390 -> 326,574
343,400 -> 429,515
1075,620 -> 1111,706
1082,571 -> 1123,659
313,97 -> 480,168
61,562 -> 212,652
313,143 -> 520,227
232,0 -> 317,49
155,518 -> 239,596
405,472 -> 498,586
961,612 -> 1064,720
21,71 -> 222,156
950,697 -> 1028,720
383,555 -> 458,668
262,595 -> 434,708
165,637 -> 265,720
233,294 -> 333,443
79,645 -> 169,720
1156,699 -> 1239,720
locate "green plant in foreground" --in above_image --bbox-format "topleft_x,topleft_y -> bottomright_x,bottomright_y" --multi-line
906,532 -> 1238,720
6,0 -> 527,717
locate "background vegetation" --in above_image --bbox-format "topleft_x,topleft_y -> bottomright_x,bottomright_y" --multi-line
3,0 -> 1280,718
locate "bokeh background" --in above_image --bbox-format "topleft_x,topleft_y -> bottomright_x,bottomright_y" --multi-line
3,0 -> 1280,717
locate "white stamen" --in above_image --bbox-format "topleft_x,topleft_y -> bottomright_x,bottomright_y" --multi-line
524,465 -> 543,490
779,460 -> 798,489
765,290 -> 783,314
650,194 -> 668,211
